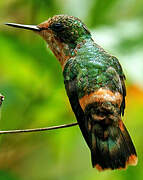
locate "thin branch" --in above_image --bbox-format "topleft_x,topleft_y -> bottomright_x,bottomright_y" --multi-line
0,94 -> 78,135
0,122 -> 78,135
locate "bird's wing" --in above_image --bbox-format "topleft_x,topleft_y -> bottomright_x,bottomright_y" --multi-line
110,56 -> 126,116
64,77 -> 92,148
120,75 -> 126,116
105,65 -> 126,116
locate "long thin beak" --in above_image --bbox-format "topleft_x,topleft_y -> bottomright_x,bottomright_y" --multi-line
5,23 -> 41,31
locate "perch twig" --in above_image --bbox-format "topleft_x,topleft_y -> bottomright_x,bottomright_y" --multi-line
0,122 -> 78,135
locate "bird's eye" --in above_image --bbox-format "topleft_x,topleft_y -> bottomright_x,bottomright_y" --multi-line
50,23 -> 65,32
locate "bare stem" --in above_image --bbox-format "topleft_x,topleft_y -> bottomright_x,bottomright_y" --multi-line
0,122 -> 78,135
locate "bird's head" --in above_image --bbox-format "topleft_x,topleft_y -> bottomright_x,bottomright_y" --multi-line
6,15 -> 91,67
38,15 -> 91,46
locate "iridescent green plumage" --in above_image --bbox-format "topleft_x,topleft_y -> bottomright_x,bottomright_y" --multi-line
63,36 -> 137,169
64,38 -> 125,98
6,14 -> 137,171
38,15 -> 137,170
58,16 -> 137,170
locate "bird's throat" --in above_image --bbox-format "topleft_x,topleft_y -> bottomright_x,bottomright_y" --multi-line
39,30 -> 76,69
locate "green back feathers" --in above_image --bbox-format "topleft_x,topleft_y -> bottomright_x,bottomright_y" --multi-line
64,38 -> 125,99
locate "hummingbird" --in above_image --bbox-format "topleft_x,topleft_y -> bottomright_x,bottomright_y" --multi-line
6,15 -> 137,171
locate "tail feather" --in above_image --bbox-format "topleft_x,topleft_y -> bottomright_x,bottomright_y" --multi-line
91,120 -> 137,171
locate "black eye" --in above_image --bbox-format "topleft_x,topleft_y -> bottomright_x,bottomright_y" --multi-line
50,23 -> 65,32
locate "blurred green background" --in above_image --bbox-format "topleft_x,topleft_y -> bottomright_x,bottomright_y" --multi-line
0,0 -> 143,180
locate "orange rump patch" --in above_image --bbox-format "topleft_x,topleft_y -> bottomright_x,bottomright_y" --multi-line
79,88 -> 122,111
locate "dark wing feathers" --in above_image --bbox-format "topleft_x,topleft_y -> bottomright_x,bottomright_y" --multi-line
106,66 -> 126,116
64,78 -> 92,148
120,76 -> 126,116
111,56 -> 126,116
